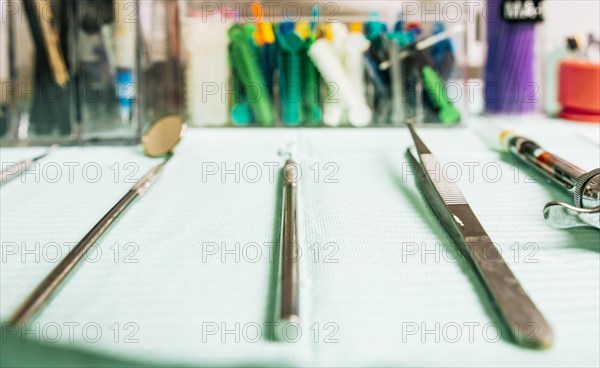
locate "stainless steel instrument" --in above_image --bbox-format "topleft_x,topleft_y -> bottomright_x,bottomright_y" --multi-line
494,129 -> 599,230
279,159 -> 300,326
406,124 -> 553,349
8,115 -> 185,324
0,145 -> 57,186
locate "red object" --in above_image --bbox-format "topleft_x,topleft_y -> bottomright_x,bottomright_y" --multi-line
405,22 -> 422,32
558,59 -> 600,123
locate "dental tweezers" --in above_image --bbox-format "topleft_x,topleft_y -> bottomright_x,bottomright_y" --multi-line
405,124 -> 553,349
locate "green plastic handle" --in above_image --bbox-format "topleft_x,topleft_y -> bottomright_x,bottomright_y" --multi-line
421,65 -> 460,125
229,25 -> 275,126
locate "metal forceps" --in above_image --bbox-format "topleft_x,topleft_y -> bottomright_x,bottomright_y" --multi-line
405,124 -> 553,349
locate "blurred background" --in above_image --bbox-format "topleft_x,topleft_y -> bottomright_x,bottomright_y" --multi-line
1,0 -> 599,145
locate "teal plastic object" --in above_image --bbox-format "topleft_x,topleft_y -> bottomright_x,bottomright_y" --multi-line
228,24 -> 275,126
228,44 -> 252,126
365,12 -> 386,42
231,102 -> 253,126
278,32 -> 305,126
388,31 -> 412,48
303,53 -> 322,126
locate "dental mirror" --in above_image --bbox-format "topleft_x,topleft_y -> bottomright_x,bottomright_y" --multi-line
8,115 -> 185,324
142,114 -> 186,157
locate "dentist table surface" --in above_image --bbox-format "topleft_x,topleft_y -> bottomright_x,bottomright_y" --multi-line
1,117 -> 599,367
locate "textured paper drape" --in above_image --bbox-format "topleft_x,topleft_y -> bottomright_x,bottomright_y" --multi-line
1,120 -> 599,367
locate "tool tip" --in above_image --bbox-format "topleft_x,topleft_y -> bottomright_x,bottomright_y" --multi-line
275,315 -> 301,342
513,323 -> 554,350
406,123 -> 431,155
278,143 -> 296,160
33,144 -> 59,161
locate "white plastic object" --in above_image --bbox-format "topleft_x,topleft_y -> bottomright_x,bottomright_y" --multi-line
323,95 -> 344,127
331,23 -> 349,57
473,123 -> 513,152
345,31 -> 371,110
182,14 -> 230,127
308,39 -> 372,127
113,0 -> 137,69
152,1 -> 167,62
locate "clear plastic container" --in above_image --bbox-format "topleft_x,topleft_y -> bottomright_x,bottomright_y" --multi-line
1,0 -> 77,146
76,0 -> 141,143
1,0 -> 184,146
138,0 -> 185,128
180,2 -> 467,128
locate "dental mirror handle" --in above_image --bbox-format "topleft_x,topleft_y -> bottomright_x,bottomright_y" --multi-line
8,160 -> 168,324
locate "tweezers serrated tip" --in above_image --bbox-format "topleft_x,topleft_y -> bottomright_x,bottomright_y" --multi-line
406,124 -> 431,156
